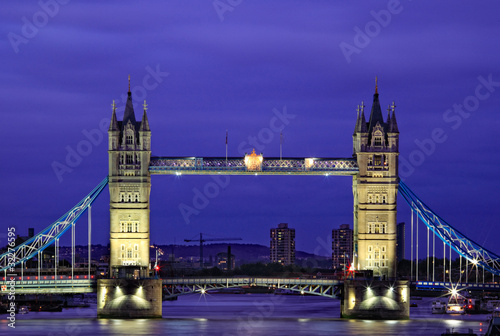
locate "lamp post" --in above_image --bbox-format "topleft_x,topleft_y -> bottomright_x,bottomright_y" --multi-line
151,245 -> 163,278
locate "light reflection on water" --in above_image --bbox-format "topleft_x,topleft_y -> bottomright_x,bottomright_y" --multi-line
0,295 -> 487,336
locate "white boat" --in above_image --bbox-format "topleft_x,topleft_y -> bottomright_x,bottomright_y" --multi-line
18,306 -> 29,314
432,300 -> 446,314
446,302 -> 465,314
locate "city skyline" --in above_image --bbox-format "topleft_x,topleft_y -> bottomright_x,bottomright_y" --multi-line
2,1 -> 500,256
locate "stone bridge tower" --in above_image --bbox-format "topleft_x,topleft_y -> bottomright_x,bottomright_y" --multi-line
352,80 -> 399,279
108,79 -> 151,278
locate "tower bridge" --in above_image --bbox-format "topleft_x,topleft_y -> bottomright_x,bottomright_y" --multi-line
1,80 -> 500,320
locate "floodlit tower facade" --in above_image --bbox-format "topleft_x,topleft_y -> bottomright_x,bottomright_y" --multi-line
108,79 -> 152,278
352,80 -> 399,278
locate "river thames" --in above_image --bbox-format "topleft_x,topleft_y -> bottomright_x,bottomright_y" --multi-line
0,294 -> 488,335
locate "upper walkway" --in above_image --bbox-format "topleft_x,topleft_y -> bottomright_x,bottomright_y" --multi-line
149,157 -> 359,176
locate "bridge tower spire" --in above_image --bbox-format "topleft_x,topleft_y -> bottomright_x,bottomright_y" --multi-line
352,81 -> 399,279
108,78 -> 152,278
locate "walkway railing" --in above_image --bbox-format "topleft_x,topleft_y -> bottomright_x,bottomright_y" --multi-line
149,157 -> 358,175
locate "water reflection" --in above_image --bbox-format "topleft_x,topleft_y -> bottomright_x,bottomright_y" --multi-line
0,295 -> 486,336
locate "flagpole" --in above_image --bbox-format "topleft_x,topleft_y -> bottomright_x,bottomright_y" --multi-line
280,131 -> 283,161
225,130 -> 228,166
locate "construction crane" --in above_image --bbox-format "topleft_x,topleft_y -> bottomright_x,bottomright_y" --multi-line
184,233 -> 242,268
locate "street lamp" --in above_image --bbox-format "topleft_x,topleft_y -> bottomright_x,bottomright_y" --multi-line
151,245 -> 163,277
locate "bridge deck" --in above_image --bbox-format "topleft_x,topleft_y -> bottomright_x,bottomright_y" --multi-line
0,279 -> 94,294
149,157 -> 359,176
162,277 -> 341,286
4,278 -> 499,295
415,281 -> 500,291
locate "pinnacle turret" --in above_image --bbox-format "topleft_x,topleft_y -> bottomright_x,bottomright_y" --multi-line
139,100 -> 151,132
109,100 -> 119,131
389,101 -> 399,133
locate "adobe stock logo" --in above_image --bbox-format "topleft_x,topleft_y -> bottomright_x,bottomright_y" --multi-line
51,64 -> 168,183
213,0 -> 243,22
339,0 -> 408,64
7,0 -> 71,54
400,74 -> 500,178
178,106 -> 295,225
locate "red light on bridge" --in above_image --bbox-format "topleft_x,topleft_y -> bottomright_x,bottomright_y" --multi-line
76,276 -> 79,279
35,277 -> 38,280
27,277 -> 30,280
84,276 -> 87,279
60,276 -> 63,279
91,275 -> 94,278
44,276 -> 47,279
52,276 -> 55,279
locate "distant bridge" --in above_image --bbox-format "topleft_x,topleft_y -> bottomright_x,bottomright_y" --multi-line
162,277 -> 342,298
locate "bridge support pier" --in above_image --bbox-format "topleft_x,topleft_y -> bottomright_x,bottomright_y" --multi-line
341,280 -> 409,320
97,279 -> 162,318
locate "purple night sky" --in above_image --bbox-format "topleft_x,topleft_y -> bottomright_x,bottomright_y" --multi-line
2,1 -> 500,257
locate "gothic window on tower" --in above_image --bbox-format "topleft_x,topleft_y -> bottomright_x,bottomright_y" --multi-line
126,135 -> 133,145
367,221 -> 387,234
374,155 -> 382,166
374,136 -> 382,147
126,153 -> 133,164
120,220 -> 140,233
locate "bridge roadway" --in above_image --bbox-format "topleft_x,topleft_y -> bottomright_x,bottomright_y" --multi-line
149,157 -> 359,176
3,277 -> 500,295
415,281 -> 500,291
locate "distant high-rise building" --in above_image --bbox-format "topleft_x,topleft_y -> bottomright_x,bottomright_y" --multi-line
270,223 -> 295,265
332,224 -> 353,270
397,222 -> 405,261
216,252 -> 235,271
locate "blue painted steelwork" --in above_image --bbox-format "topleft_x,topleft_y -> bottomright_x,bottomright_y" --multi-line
399,181 -> 500,276
149,157 -> 359,175
0,177 -> 109,272
414,281 -> 500,291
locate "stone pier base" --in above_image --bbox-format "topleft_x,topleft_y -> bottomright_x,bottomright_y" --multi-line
97,278 -> 162,318
341,280 -> 409,320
